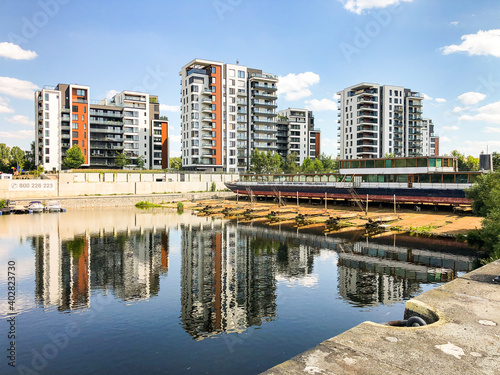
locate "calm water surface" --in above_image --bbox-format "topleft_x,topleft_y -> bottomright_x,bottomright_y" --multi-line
0,208 -> 477,374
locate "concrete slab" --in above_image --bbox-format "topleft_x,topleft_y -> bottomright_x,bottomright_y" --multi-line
263,260 -> 500,375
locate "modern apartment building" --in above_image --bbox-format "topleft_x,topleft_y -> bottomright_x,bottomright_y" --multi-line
277,108 -> 320,164
337,83 -> 429,159
179,59 -> 278,172
35,84 -> 168,171
422,118 -> 439,156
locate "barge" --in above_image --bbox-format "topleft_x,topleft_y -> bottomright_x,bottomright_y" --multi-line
225,156 -> 485,205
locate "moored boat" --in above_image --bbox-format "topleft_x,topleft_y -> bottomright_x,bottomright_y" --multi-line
28,201 -> 44,213
45,200 -> 62,212
226,156 -> 488,206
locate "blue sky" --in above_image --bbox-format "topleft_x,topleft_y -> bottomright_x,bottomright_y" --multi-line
1,0 -> 499,158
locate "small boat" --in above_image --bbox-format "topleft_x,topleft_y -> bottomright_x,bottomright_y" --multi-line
28,201 -> 44,213
45,200 -> 62,212
11,202 -> 29,214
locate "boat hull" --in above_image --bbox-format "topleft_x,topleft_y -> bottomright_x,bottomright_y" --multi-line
225,182 -> 471,205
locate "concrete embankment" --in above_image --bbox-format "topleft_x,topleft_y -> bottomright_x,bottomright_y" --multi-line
6,191 -> 235,209
262,260 -> 500,375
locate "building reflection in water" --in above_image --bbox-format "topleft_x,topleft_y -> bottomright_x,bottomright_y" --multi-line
29,211 -> 477,339
33,229 -> 169,311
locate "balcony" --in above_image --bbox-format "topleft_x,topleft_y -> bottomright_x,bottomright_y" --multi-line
202,88 -> 212,95
74,98 -> 88,104
124,95 -> 146,102
251,91 -> 277,99
357,96 -> 378,103
202,134 -> 213,139
357,133 -> 378,140
254,135 -> 277,141
201,98 -> 212,104
251,83 -> 277,91
201,142 -> 213,148
237,117 -> 247,123
253,109 -> 277,116
253,125 -> 276,132
89,110 -> 122,118
253,118 -> 276,124
201,116 -> 213,122
201,107 -> 212,113
394,106 -> 403,112
237,90 -> 246,96
252,100 -> 277,108
236,100 -> 247,105
237,109 -> 247,114
357,125 -> 378,132
202,124 -> 213,130
250,73 -> 278,80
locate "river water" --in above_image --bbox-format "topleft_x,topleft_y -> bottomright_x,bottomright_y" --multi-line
0,208 -> 477,374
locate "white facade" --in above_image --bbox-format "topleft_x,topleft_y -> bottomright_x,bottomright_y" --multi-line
35,88 -> 62,172
113,91 -> 150,168
277,108 -> 317,164
337,83 -> 426,159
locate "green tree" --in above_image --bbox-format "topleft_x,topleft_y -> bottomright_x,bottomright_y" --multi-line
169,157 -> 182,171
9,146 -> 25,171
250,149 -> 266,174
136,155 -> 145,169
301,157 -> 314,173
318,153 -> 338,172
312,158 -> 324,172
465,155 -> 479,171
62,145 -> 85,169
384,153 -> 396,158
24,141 -> 36,171
466,170 -> 500,217
0,143 -> 10,173
268,151 -> 282,174
282,152 -> 300,174
492,152 -> 500,171
115,151 -> 130,169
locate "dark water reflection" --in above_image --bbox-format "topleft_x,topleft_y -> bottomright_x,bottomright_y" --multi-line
0,208 -> 477,374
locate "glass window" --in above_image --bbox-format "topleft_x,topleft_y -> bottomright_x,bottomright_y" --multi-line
430,174 -> 442,183
417,158 -> 427,167
72,114 -> 78,121
366,160 -> 375,168
456,174 -> 468,183
72,123 -> 78,129
443,174 -> 454,183
238,70 -> 245,78
407,158 -> 416,167
72,131 -> 78,138
436,158 -> 442,167
418,174 -> 429,183
72,105 -> 78,112
44,93 -> 49,101
375,160 -> 384,168
429,158 -> 436,167
395,159 -> 405,168
385,159 -> 391,168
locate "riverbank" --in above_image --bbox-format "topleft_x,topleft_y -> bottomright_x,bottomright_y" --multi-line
162,198 -> 483,238
262,259 -> 500,375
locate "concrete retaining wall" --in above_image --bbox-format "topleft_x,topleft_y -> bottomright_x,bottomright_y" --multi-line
0,172 -> 238,200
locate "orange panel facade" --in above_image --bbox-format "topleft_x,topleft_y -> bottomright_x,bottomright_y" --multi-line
161,120 -> 169,169
71,87 -> 89,164
211,64 -> 223,167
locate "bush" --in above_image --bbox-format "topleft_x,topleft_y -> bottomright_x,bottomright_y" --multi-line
210,182 -> 216,192
177,202 -> 184,213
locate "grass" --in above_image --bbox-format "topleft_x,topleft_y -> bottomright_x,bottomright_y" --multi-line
135,201 -> 162,208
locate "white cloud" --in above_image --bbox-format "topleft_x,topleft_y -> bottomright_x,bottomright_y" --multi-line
5,115 -> 33,126
459,100 -> 500,124
0,96 -> 14,113
339,0 -> 413,15
160,104 -> 180,112
0,77 -> 40,100
452,106 -> 466,113
442,125 -> 459,131
277,72 -> 320,101
450,21 -> 459,26
422,93 -> 433,100
441,29 -> 500,58
0,42 -> 37,60
304,98 -> 337,111
106,90 -> 118,99
440,136 -> 451,143
435,98 -> 447,103
333,93 -> 341,100
458,91 -> 486,106
0,130 -> 33,139
170,150 -> 181,157
321,138 -> 338,154
483,127 -> 500,133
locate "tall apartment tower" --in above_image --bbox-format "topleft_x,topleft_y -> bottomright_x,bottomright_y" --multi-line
337,83 -> 426,159
422,118 -> 439,156
35,84 -> 168,171
180,59 -> 278,172
277,108 -> 320,164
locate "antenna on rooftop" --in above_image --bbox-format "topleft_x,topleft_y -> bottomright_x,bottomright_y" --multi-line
236,59 -> 239,65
